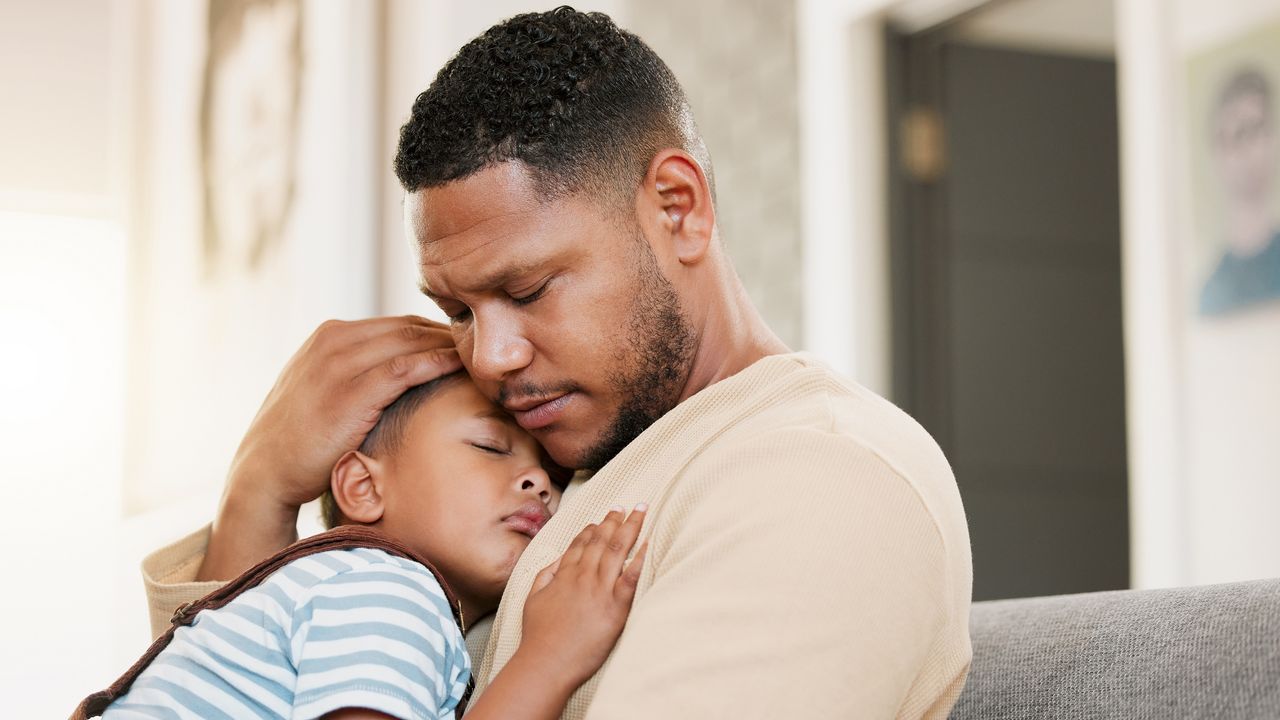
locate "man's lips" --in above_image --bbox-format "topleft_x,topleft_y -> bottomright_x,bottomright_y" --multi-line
504,392 -> 574,431
502,501 -> 551,539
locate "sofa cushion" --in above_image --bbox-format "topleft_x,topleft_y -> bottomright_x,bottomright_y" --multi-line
949,577 -> 1280,719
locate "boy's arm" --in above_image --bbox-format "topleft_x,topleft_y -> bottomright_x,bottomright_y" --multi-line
458,648 -> 580,720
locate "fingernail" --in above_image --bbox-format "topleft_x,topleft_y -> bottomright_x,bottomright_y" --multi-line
610,505 -> 624,513
635,502 -> 648,512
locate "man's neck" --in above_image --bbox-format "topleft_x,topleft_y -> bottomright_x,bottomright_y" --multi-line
678,277 -> 790,404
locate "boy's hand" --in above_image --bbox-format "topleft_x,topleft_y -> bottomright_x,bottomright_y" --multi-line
200,316 -> 461,581
520,506 -> 648,690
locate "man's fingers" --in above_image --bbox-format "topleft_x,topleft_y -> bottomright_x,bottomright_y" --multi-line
598,506 -> 646,582
357,347 -> 463,401
338,323 -> 456,378
614,541 -> 648,606
311,315 -> 445,352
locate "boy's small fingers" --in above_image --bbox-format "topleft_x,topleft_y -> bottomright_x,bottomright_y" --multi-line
577,506 -> 627,571
596,507 -> 626,536
530,558 -> 561,594
615,542 -> 648,604
599,506 -> 647,582
559,523 -> 597,568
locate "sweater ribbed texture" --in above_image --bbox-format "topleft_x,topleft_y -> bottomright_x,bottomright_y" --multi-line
474,353 -> 972,719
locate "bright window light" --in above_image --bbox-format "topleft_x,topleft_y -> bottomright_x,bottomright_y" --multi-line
0,209 -> 126,715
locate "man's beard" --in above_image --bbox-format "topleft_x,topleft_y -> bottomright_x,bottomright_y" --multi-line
578,239 -> 697,472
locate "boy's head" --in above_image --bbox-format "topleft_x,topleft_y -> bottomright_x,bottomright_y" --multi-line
322,372 -> 568,615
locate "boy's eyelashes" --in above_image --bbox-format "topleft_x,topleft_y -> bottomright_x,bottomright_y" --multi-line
471,441 -> 511,455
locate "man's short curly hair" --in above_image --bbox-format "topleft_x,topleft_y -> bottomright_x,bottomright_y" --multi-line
393,6 -> 713,208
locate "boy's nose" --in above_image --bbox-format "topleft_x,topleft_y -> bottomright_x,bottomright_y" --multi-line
517,466 -> 552,505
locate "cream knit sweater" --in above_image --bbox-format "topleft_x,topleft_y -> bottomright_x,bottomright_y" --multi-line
142,353 -> 972,718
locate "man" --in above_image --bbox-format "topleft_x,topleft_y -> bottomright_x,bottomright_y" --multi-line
1199,66 -> 1280,316
145,8 -> 972,718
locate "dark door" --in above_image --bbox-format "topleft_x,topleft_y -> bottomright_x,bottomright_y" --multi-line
887,34 -> 1129,600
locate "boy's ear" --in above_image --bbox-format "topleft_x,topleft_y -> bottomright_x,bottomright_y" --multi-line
331,450 -> 386,525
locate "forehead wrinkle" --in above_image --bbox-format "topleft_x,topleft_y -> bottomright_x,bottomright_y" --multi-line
419,212 -> 554,299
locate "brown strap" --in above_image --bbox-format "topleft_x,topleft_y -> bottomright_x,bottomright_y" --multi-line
72,526 -> 467,719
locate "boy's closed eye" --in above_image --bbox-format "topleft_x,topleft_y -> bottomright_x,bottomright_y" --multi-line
472,441 -> 511,455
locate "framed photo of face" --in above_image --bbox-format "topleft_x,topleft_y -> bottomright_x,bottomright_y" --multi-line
1186,18 -> 1280,318
200,0 -> 303,277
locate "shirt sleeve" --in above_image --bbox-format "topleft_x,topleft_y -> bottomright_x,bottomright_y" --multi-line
584,428 -> 969,719
286,555 -> 470,720
141,524 -> 225,639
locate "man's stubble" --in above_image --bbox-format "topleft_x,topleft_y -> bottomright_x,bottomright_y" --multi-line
578,231 -> 697,472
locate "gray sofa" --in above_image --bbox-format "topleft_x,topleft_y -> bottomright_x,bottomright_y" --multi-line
949,578 -> 1280,719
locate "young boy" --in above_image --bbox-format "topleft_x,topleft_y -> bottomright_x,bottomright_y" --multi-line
101,372 -> 646,719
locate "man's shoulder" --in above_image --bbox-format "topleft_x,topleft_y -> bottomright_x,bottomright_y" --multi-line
705,354 -> 949,479
676,354 -> 966,547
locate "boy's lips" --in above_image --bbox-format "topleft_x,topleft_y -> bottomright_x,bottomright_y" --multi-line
502,501 -> 551,538
505,392 -> 574,431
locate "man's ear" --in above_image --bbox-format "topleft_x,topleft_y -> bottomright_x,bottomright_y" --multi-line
641,149 -> 716,265
331,450 -> 386,525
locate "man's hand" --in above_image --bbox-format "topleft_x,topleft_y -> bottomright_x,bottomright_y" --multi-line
199,316 -> 462,581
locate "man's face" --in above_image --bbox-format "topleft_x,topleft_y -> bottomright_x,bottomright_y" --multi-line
377,377 -> 562,609
408,162 -> 696,471
1214,92 -> 1276,206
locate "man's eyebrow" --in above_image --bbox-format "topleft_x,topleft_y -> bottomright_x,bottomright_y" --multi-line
419,261 -> 546,300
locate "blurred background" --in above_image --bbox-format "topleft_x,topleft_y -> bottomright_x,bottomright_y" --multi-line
2,0 -> 1278,714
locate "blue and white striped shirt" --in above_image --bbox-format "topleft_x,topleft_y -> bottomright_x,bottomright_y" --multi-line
105,547 -> 470,720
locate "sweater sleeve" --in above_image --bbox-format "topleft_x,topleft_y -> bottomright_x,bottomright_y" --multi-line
141,525 -> 225,639
584,427 -> 961,719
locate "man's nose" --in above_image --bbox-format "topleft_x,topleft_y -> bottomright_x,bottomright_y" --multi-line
516,466 -> 553,505
469,309 -> 533,382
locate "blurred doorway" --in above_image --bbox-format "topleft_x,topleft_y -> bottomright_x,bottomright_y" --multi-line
886,0 -> 1129,601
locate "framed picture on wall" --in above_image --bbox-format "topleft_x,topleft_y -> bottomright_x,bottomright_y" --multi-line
125,0 -> 380,516
1186,18 -> 1280,318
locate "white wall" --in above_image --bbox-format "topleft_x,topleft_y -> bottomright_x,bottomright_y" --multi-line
0,2 -> 131,714
798,0 -> 902,393
0,1 -> 385,713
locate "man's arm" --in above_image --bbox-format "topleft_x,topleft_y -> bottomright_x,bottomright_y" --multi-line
198,316 -> 460,581
585,429 -> 970,718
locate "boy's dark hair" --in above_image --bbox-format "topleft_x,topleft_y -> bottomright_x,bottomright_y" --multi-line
319,372 -> 466,529
393,6 -> 713,209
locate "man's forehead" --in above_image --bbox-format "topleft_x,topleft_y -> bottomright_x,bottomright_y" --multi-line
407,167 -> 608,298
412,206 -> 559,298
405,163 -> 543,244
